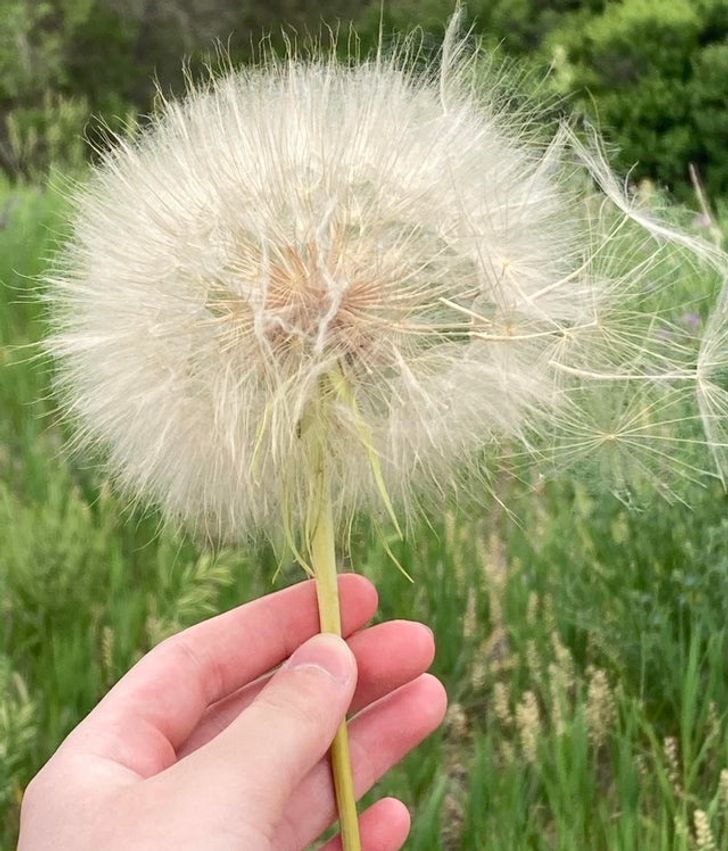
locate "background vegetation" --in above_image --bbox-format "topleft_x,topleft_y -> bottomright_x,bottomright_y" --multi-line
2,1 -> 728,849
1,0 -> 728,198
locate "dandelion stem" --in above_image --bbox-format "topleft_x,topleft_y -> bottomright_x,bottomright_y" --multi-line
310,454 -> 361,851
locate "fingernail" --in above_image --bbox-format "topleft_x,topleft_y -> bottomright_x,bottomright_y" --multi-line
286,633 -> 354,686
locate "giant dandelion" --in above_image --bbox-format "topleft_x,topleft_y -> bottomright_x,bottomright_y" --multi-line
45,12 -> 728,849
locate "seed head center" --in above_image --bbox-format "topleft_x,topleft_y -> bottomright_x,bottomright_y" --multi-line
209,234 -> 388,365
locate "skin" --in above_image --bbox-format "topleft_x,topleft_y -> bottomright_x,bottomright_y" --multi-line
17,574 -> 447,850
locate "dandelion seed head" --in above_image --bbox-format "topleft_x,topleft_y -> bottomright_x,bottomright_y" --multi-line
45,17 -> 728,542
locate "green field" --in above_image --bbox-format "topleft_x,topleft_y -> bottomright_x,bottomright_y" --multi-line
2,180 -> 728,850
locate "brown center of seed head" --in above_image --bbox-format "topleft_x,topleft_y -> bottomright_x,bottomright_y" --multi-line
208,229 -> 397,368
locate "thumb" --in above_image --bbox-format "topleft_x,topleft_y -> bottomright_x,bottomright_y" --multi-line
181,633 -> 357,826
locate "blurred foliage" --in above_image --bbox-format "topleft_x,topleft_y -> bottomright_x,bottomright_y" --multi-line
545,0 -> 728,202
0,0 -> 727,197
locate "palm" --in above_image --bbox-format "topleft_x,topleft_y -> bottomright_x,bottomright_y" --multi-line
19,576 -> 445,851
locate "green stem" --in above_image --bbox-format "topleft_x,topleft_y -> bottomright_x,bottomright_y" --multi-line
310,459 -> 361,851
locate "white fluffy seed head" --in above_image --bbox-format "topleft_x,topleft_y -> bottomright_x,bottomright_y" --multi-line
46,18 -> 728,543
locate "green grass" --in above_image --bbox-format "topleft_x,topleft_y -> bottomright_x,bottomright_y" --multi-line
2,180 -> 728,850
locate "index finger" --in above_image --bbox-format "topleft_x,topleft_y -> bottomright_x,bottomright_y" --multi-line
67,574 -> 377,777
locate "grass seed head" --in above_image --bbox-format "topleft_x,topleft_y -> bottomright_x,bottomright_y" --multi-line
515,689 -> 541,764
493,681 -> 512,728
585,667 -> 616,750
693,809 -> 717,851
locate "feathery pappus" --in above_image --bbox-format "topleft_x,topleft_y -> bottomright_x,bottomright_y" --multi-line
45,16 -> 728,545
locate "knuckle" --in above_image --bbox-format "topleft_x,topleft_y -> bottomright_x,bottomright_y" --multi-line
156,632 -> 223,704
262,685 -> 325,734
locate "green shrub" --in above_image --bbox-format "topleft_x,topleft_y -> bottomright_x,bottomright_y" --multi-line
1,0 -> 727,199
546,0 -> 728,198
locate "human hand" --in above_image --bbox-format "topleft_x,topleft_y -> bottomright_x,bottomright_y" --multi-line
17,574 -> 446,850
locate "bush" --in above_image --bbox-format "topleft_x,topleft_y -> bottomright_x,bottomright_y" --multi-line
361,0 -> 728,199
1,0 -> 727,200
546,0 -> 728,199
